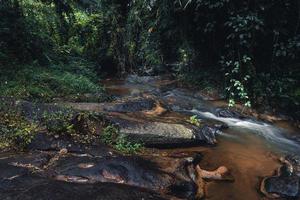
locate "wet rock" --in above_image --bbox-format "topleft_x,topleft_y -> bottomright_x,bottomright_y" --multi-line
103,97 -> 156,113
16,100 -> 70,121
0,175 -> 168,200
0,151 -> 202,200
126,75 -> 161,84
210,121 -> 229,130
194,125 -> 219,145
261,155 -> 300,198
262,175 -> 299,198
28,132 -> 114,157
28,132 -> 84,153
43,154 -> 201,199
162,89 -> 203,111
0,159 -> 32,179
216,108 -> 245,119
167,180 -> 197,199
284,155 -> 300,176
48,155 -> 172,187
215,108 -> 246,119
110,117 -> 218,146
0,152 -> 52,180
61,96 -> 161,114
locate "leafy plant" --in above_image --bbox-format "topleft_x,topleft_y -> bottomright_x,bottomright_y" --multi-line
102,125 -> 119,145
42,110 -> 75,135
188,115 -> 201,127
115,134 -> 144,154
102,125 -> 143,154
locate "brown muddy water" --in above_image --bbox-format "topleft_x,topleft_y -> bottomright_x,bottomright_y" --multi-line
102,76 -> 300,200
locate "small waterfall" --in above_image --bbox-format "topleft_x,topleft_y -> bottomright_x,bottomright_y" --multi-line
191,109 -> 300,154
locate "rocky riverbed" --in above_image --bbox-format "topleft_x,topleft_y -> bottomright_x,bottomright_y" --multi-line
0,75 -> 299,199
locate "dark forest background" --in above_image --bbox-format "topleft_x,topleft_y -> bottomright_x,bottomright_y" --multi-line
1,0 -> 299,117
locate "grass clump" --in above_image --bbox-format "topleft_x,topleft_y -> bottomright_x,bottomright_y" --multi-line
102,125 -> 143,154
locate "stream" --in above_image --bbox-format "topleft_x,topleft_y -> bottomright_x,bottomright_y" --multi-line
102,75 -> 300,199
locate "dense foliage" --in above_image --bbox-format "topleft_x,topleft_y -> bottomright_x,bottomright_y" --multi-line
0,0 -> 299,117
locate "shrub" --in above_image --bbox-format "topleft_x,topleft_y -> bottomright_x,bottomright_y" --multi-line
102,125 -> 143,154
0,109 -> 38,150
0,62 -> 104,102
42,110 -> 75,136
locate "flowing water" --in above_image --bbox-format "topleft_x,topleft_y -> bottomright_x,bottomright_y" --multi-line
103,76 -> 300,200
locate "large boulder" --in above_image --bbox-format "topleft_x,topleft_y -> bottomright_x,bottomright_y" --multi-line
262,175 -> 299,198
45,155 -> 194,189
109,117 -> 218,147
0,151 -> 203,200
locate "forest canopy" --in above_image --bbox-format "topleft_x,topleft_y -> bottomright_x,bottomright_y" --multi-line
0,0 -> 299,117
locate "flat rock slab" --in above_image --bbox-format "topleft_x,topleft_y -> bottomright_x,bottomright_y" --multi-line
103,97 -> 156,113
0,175 -> 168,200
0,151 -> 201,200
46,154 -> 194,191
28,133 -> 116,157
110,117 -> 218,146
61,97 -> 157,113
